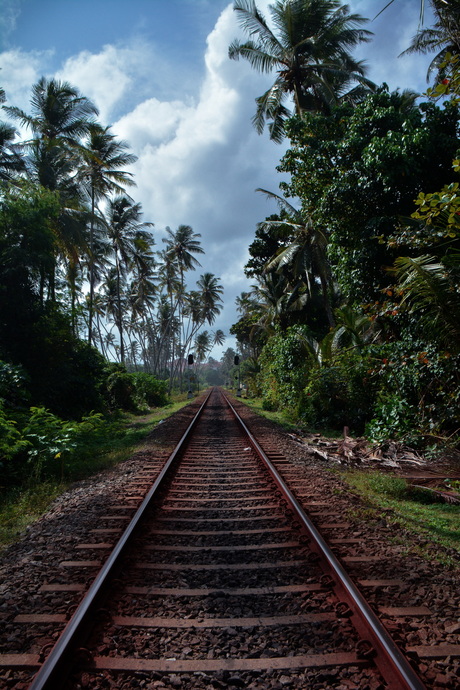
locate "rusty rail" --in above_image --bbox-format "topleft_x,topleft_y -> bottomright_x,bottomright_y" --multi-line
28,389 -> 212,690
224,391 -> 426,690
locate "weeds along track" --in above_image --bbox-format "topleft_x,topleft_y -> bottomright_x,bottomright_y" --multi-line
0,387 -> 450,688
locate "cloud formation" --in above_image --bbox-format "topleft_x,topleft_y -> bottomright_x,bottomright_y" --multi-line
107,5 -> 286,345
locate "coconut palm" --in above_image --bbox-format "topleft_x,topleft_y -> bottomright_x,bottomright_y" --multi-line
4,77 -> 98,144
78,122 -> 138,346
4,77 -> 98,193
195,330 -> 211,363
0,87 -> 25,182
163,225 -> 204,282
229,0 -> 373,141
391,254 -> 460,349
400,0 -> 460,81
250,272 -> 293,333
105,196 -> 154,363
213,328 -> 226,347
258,188 -> 335,328
196,272 -> 224,326
163,225 -> 204,388
4,78 -> 99,300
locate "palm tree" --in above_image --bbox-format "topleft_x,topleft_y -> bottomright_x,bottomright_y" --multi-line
195,330 -> 211,363
213,329 -> 226,347
4,77 -> 97,192
0,86 -> 24,182
163,225 -> 204,282
163,225 -> 204,389
4,77 -> 98,144
105,196 -> 154,364
4,78 -> 99,301
250,272 -> 293,333
400,0 -> 460,81
258,188 -> 335,327
391,254 -> 460,349
101,267 -> 124,362
229,0 -> 373,141
78,122 -> 138,346
196,272 -> 224,325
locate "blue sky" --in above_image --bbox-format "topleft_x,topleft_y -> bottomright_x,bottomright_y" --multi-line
0,0 -> 436,357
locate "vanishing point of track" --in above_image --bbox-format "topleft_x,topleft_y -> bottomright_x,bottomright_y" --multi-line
1,388 -> 433,688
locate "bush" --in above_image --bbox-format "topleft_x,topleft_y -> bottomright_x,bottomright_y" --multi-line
0,403 -> 30,483
104,365 -> 137,411
364,337 -> 460,444
258,327 -> 313,414
131,372 -> 168,408
0,361 -> 31,409
298,349 -> 379,433
104,365 -> 169,412
365,393 -> 416,443
22,407 -> 106,480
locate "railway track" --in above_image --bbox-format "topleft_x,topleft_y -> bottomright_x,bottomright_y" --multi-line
0,387 -> 457,688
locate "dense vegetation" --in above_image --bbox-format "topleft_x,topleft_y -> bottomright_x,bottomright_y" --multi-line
0,74 -> 226,490
230,0 -> 460,453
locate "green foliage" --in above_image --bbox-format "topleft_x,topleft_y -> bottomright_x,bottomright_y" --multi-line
130,372 -> 168,408
0,361 -> 30,408
104,364 -> 168,412
426,53 -> 460,103
22,407 -> 105,480
258,327 -> 313,412
299,349 -> 379,432
279,89 -> 460,302
104,365 -> 136,410
0,403 -> 30,468
365,393 -> 415,443
363,337 -> 460,443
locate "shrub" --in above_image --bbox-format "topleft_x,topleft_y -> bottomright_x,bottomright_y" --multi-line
22,407 -> 105,481
104,365 -> 169,412
365,393 -> 416,443
364,337 -> 460,443
258,327 -> 313,414
131,372 -> 168,408
298,349 -> 379,433
104,365 -> 137,411
0,361 -> 31,409
0,402 -> 30,483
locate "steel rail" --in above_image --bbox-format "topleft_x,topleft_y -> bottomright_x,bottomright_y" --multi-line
29,389 -> 213,690
223,391 -> 427,690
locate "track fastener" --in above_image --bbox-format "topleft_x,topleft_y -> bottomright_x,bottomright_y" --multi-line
335,601 -> 353,618
356,639 -> 376,659
319,574 -> 335,589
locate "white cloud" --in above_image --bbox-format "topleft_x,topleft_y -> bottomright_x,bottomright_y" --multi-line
55,41 -> 157,123
0,48 -> 52,111
55,46 -> 130,122
107,3 -> 285,345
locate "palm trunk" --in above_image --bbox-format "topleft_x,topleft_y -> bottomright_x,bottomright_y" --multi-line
319,273 -> 335,329
115,253 -> 125,364
88,186 -> 96,346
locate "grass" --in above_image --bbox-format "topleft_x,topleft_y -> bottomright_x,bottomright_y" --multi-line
240,396 -> 340,438
0,396 -> 193,551
342,470 -> 460,564
240,396 -> 300,431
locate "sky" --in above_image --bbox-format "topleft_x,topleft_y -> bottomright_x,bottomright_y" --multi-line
0,0 -> 435,359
